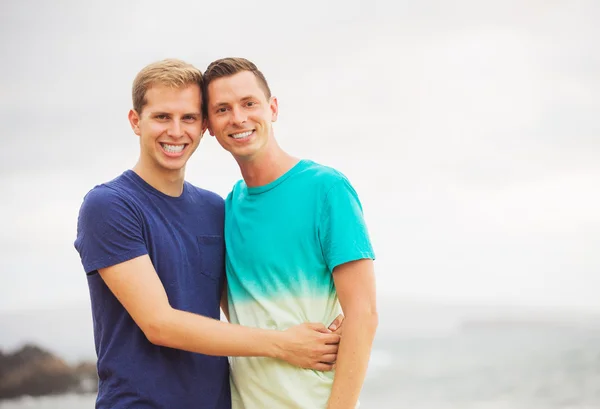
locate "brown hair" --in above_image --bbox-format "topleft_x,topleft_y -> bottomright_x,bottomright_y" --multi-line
203,58 -> 272,110
132,59 -> 203,114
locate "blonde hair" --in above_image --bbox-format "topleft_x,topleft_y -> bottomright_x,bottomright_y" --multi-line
132,59 -> 204,114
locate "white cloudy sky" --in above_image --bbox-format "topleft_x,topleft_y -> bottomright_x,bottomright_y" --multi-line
1,0 -> 599,314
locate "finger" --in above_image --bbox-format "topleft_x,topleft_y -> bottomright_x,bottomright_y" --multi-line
328,314 -> 344,331
310,323 -> 332,333
318,353 -> 337,364
321,344 -> 339,355
322,333 -> 341,344
311,362 -> 334,372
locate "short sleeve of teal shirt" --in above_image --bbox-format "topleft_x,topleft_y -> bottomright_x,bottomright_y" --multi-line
318,177 -> 375,272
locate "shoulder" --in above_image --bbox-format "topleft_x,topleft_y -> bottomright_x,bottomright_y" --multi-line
185,183 -> 225,208
81,183 -> 127,211
78,174 -> 140,221
298,161 -> 365,215
299,160 -> 353,193
81,171 -> 136,204
225,179 -> 246,203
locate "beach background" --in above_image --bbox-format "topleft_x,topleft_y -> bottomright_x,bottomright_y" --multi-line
1,0 -> 599,408
2,300 -> 600,408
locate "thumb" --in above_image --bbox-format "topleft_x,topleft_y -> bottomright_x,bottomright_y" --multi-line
328,314 -> 344,331
309,323 -> 331,333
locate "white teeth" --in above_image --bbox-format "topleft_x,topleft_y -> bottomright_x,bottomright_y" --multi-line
231,130 -> 253,139
161,143 -> 184,153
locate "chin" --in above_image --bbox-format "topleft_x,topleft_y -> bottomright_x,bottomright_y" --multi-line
158,158 -> 188,172
231,144 -> 260,156
231,150 -> 256,161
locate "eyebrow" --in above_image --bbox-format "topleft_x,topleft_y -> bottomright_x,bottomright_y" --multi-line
211,96 -> 257,109
148,111 -> 202,116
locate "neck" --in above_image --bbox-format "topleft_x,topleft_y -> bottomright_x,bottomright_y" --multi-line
236,141 -> 299,188
132,158 -> 186,197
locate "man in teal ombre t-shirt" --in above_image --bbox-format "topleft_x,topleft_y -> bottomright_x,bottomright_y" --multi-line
204,57 -> 379,409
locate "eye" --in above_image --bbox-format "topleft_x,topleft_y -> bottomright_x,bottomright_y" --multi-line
216,107 -> 228,114
182,115 -> 197,122
246,101 -> 256,107
155,114 -> 169,120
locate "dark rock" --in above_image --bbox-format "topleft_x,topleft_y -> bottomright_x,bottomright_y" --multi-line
0,344 -> 97,400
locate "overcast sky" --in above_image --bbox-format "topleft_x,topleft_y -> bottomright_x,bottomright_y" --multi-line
1,0 -> 599,314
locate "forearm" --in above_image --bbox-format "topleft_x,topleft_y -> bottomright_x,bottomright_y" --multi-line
146,307 -> 281,358
327,312 -> 378,409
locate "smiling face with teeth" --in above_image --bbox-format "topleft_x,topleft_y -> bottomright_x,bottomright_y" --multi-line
207,71 -> 278,161
128,83 -> 204,179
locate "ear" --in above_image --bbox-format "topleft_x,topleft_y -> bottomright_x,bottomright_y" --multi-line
128,109 -> 142,136
270,96 -> 279,122
201,117 -> 209,137
206,117 -> 215,136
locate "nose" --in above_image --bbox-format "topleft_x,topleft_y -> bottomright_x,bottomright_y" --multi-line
231,106 -> 247,125
167,119 -> 184,138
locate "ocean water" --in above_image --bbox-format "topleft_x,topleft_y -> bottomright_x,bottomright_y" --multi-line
362,327 -> 600,409
2,327 -> 599,409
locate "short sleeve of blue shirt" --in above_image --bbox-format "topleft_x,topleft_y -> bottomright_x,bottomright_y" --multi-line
318,178 -> 375,272
75,186 -> 148,273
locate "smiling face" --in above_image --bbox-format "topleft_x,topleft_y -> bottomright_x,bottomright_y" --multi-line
207,70 -> 278,161
129,83 -> 204,176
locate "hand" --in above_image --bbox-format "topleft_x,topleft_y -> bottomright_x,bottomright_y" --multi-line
328,313 -> 345,335
276,323 -> 340,371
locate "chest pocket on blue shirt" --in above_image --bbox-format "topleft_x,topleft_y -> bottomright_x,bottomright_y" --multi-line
197,235 -> 225,282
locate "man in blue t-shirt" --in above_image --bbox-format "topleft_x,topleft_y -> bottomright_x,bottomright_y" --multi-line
74,59 -> 342,409
202,58 -> 379,409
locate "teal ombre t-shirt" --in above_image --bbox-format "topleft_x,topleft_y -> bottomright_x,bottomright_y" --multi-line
224,159 -> 375,409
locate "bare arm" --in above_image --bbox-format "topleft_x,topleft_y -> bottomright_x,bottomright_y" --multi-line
99,254 -> 339,370
327,258 -> 378,409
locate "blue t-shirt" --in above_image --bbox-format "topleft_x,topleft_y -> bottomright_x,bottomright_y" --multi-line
224,159 -> 375,409
74,170 -> 231,409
